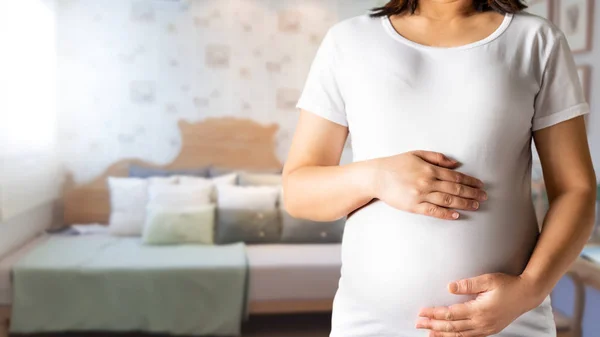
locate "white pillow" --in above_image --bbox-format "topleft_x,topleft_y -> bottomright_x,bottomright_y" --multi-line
216,185 -> 280,211
175,176 -> 211,186
147,183 -> 213,209
178,173 -> 238,201
148,176 -> 179,185
177,173 -> 237,186
108,177 -> 148,236
238,172 -> 282,186
210,173 -> 238,186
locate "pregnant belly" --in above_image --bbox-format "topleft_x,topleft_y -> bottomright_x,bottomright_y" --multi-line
338,199 -> 539,326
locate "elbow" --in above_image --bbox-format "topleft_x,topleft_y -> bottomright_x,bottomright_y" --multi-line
280,176 -> 301,219
282,196 -> 302,219
551,173 -> 597,203
561,179 -> 597,228
578,176 -> 597,203
569,183 -> 596,208
586,169 -> 597,200
281,167 -> 309,219
280,183 -> 304,219
281,191 -> 309,220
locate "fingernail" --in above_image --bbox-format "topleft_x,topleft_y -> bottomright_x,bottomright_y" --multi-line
415,318 -> 428,328
449,282 -> 458,292
452,212 -> 459,219
481,193 -> 488,201
472,201 -> 479,209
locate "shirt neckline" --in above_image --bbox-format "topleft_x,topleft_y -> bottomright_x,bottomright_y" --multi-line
381,13 -> 513,51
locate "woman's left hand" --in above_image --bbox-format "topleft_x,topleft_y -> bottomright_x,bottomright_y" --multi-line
416,273 -> 544,337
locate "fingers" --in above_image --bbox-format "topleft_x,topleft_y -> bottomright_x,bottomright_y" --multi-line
416,317 -> 474,334
418,304 -> 483,337
449,274 -> 496,295
424,192 -> 480,211
414,202 -> 459,220
432,181 -> 487,202
419,304 -> 471,321
435,168 -> 484,189
413,151 -> 459,169
426,331 -> 480,337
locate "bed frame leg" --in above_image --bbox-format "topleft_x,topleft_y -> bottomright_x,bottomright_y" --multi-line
0,308 -> 8,337
0,319 -> 8,337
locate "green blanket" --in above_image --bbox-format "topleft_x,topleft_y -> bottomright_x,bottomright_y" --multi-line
11,236 -> 248,336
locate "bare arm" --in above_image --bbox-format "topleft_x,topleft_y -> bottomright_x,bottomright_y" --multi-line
522,116 -> 597,298
282,110 -> 375,221
416,116 -> 597,336
283,110 -> 487,222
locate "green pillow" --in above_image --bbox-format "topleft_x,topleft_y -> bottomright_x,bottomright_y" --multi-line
143,205 -> 216,245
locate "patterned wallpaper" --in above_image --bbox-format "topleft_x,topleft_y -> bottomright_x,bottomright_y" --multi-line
57,0 -> 387,183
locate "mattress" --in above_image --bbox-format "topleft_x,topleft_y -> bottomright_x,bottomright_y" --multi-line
2,237 -> 343,305
0,234 -> 48,305
246,244 -> 342,301
10,236 -> 248,335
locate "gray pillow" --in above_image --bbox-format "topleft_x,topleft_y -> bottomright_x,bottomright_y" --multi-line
129,164 -> 210,178
280,211 -> 345,243
216,209 -> 281,244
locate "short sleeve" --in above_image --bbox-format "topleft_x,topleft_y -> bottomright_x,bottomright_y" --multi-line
532,34 -> 589,131
296,30 -> 347,127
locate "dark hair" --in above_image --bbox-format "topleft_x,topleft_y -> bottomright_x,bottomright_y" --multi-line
370,0 -> 526,17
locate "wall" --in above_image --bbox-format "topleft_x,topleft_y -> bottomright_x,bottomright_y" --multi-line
55,1 -> 600,183
56,0 -> 387,184
5,0 -> 598,334
51,2 -> 600,333
573,4 -> 599,173
0,203 -> 58,260
551,5 -> 600,337
556,6 -> 599,334
0,0 -> 63,259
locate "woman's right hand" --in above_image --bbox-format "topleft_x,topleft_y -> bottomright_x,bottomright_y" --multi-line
371,151 -> 488,220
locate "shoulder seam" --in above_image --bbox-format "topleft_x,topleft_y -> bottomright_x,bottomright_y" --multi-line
539,33 -> 563,83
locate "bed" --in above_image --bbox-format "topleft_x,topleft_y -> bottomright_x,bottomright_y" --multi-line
246,244 -> 341,314
0,235 -> 49,337
8,235 -> 247,335
0,118 -> 343,336
0,234 -> 341,336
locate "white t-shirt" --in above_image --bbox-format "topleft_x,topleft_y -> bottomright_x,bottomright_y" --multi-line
297,12 -> 588,337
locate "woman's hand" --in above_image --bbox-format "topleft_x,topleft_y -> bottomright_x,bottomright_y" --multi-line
416,273 -> 545,337
372,151 -> 488,220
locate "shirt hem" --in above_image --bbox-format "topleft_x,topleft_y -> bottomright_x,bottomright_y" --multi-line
532,103 -> 590,131
296,99 -> 348,127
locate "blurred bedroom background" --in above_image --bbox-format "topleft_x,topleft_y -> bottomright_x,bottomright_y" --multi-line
0,0 -> 599,336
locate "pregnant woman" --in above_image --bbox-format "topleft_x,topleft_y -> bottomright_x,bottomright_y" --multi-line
282,0 -> 596,336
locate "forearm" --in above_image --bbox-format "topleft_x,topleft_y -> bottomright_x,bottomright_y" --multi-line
521,187 -> 596,302
283,160 -> 377,221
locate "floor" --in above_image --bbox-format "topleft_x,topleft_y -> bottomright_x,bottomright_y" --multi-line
12,313 -> 332,337
243,314 -> 331,337
7,313 -> 570,337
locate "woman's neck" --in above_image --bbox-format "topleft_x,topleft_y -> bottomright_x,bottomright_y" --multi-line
415,0 -> 476,21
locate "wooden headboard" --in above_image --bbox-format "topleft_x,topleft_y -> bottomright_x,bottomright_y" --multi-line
63,118 -> 283,225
